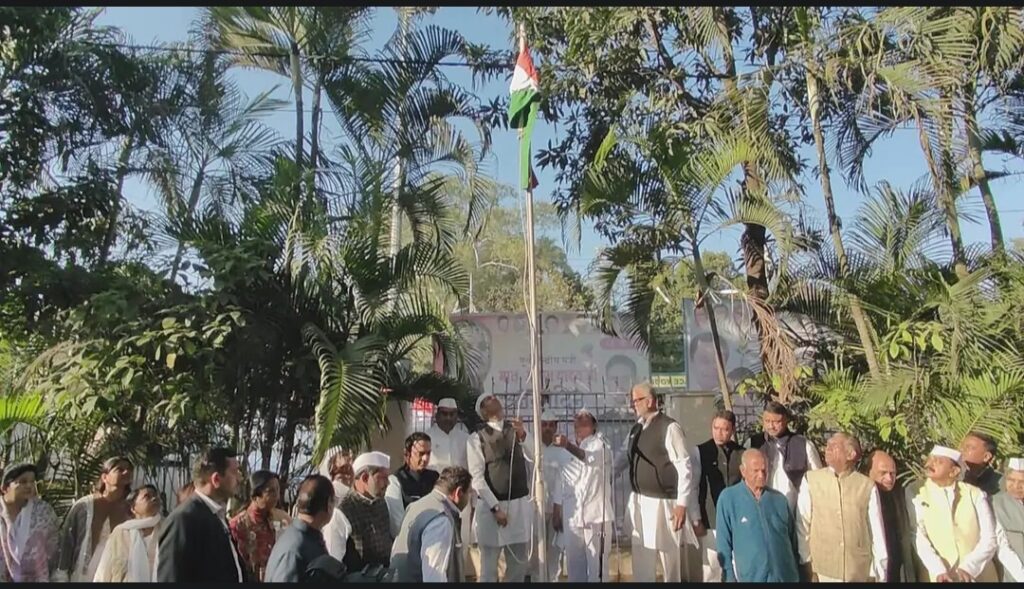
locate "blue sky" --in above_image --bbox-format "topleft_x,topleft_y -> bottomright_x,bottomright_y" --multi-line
97,7 -> 1024,277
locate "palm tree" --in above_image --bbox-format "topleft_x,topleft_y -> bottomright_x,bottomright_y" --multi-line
578,120 -> 800,409
779,180 -> 1024,472
324,22 -> 495,252
149,50 -> 284,284
203,7 -> 372,174
836,8 -> 982,278
790,7 -> 882,379
95,40 -> 189,267
957,7 -> 1024,257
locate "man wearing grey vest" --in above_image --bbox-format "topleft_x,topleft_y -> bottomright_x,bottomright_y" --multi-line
612,383 -> 697,582
389,466 -> 472,582
746,401 -> 822,510
467,392 -> 534,582
993,458 -> 1024,582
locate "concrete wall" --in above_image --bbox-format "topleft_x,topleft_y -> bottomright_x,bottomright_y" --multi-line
366,399 -> 412,471
663,391 -> 719,443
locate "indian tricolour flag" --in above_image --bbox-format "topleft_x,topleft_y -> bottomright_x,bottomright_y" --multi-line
508,42 -> 540,190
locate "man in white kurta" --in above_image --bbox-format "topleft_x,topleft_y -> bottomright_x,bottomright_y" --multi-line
796,433 -> 887,582
993,458 -> 1024,582
467,393 -> 535,582
423,398 -> 472,578
907,445 -> 998,582
613,384 -> 697,582
553,408 -> 614,582
530,409 -> 571,581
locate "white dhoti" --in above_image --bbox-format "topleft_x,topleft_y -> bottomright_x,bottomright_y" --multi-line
700,529 -> 723,582
626,492 -> 698,582
565,521 -> 612,582
530,510 -> 563,581
473,495 -> 533,582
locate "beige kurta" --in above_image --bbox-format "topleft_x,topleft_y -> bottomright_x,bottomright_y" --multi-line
92,516 -> 161,582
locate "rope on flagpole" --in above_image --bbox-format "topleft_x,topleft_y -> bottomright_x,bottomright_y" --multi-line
518,20 -> 549,583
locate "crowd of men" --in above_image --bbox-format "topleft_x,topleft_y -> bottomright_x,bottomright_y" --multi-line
0,383 -> 1023,583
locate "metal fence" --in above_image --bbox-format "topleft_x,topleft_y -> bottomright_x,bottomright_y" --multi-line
410,381 -> 636,538
492,388 -> 635,539
409,378 -> 774,544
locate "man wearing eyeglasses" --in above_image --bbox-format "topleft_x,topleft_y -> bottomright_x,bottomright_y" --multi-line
613,383 -> 698,582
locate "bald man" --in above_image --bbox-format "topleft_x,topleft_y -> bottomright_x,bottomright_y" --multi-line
797,433 -> 887,582
716,449 -> 799,582
862,450 -> 917,582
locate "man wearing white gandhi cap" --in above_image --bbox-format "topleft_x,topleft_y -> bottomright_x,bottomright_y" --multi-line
466,392 -> 534,582
552,406 -> 615,582
908,445 -> 998,582
992,457 -> 1024,581
423,398 -> 472,579
324,451 -> 393,573
529,408 -> 570,581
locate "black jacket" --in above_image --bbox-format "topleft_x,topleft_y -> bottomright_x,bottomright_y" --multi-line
696,438 -> 743,525
156,495 -> 247,583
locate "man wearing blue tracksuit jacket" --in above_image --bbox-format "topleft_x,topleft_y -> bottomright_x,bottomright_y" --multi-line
716,448 -> 799,582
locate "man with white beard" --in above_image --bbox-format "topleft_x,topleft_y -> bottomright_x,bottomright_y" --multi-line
323,451 -> 392,573
466,392 -> 534,582
318,447 -> 355,500
552,408 -> 614,582
613,383 -> 698,582
424,398 -> 473,579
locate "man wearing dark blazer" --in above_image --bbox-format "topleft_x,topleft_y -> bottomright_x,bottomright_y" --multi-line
157,447 -> 246,582
696,410 -> 744,529
694,410 -> 744,582
696,411 -> 745,528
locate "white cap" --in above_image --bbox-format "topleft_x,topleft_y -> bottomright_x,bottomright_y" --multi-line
575,406 -> 595,418
437,398 -> 458,409
930,445 -> 967,479
317,446 -> 349,478
1009,458 -> 1024,472
930,445 -> 962,463
540,409 -> 558,422
475,393 -> 497,419
353,451 -> 390,476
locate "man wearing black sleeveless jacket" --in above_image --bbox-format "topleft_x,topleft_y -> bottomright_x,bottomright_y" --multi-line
612,383 -> 697,582
385,432 -> 439,537
467,392 -> 534,582
746,401 -> 821,510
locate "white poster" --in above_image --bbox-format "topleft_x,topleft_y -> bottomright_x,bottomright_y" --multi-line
683,297 -> 763,392
451,312 -> 650,397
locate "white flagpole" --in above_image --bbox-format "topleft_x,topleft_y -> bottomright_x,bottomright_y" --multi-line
518,22 -> 548,583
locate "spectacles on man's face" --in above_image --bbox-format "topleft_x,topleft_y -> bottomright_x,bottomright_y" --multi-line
629,396 -> 652,407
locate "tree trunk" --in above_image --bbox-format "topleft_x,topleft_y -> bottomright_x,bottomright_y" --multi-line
389,12 -> 410,262
259,401 -> 279,470
291,42 -> 304,170
309,75 -> 322,174
277,400 -> 298,482
716,11 -> 771,303
964,89 -> 1003,256
913,108 -> 967,278
692,244 -> 733,410
98,135 -> 136,266
806,70 -> 881,379
168,163 -> 207,283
